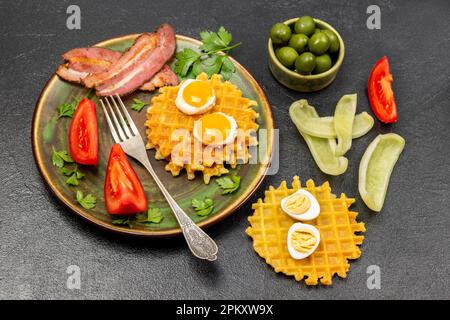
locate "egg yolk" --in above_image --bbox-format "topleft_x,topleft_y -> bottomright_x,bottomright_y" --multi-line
197,113 -> 232,144
182,81 -> 214,108
285,193 -> 311,214
291,230 -> 317,253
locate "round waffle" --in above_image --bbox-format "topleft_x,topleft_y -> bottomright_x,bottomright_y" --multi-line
246,176 -> 365,285
145,73 -> 259,184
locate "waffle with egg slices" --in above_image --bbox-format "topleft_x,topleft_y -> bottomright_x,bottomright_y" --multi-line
145,73 -> 259,184
246,176 -> 365,285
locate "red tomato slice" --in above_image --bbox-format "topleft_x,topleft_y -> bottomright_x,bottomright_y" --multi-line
69,98 -> 99,165
104,144 -> 148,215
368,56 -> 398,123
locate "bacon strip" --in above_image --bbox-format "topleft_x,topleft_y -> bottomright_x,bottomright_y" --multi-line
139,65 -> 179,91
94,24 -> 176,96
56,32 -> 178,92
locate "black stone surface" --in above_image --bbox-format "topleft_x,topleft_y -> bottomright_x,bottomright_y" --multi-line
1,0 -> 449,299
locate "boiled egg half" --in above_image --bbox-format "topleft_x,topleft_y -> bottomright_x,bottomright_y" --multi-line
281,189 -> 320,221
175,79 -> 216,115
193,112 -> 238,146
287,223 -> 320,260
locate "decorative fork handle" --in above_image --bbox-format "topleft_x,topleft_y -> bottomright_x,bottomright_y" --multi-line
140,158 -> 218,261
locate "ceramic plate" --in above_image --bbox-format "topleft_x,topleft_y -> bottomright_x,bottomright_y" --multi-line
32,34 -> 274,237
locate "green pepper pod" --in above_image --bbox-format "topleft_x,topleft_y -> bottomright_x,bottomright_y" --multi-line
290,112 -> 374,139
334,94 -> 357,156
289,100 -> 348,176
359,133 -> 405,212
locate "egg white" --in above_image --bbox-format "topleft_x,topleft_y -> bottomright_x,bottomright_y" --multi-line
281,189 -> 321,221
193,112 -> 238,146
287,223 -> 321,260
175,79 -> 216,115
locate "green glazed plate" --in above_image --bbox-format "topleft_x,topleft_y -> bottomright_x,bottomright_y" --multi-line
32,34 -> 274,237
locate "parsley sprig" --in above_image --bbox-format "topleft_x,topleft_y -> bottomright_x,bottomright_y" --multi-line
111,207 -> 164,228
174,26 -> 240,80
136,208 -> 164,224
57,96 -> 79,119
60,166 -> 85,186
216,175 -> 241,195
76,191 -> 97,210
191,197 -> 215,217
131,98 -> 148,112
112,216 -> 134,228
51,148 -> 74,168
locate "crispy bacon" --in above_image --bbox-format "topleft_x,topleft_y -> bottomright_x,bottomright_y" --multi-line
56,63 -> 90,83
56,27 -> 178,93
94,24 -> 176,96
139,65 -> 179,91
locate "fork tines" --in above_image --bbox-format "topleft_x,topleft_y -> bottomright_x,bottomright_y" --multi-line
100,94 -> 140,143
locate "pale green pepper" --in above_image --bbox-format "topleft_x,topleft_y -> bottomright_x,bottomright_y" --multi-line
334,94 -> 357,156
290,100 -> 348,176
359,133 -> 405,212
290,112 -> 374,139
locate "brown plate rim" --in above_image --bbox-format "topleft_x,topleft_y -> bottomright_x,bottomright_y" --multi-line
31,33 -> 275,238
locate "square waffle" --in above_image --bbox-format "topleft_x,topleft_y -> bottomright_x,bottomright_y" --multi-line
246,176 -> 365,285
145,73 -> 259,184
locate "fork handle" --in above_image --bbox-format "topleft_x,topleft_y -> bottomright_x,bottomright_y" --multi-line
141,159 -> 218,261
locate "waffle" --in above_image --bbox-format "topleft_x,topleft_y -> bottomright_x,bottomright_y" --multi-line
246,176 -> 365,285
145,73 -> 259,184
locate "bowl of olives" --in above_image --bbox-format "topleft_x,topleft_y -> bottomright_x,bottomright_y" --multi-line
268,16 -> 345,92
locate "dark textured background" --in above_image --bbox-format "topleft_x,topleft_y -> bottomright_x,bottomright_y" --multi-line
1,0 -> 449,300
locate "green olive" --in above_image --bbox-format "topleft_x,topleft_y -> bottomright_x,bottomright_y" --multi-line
288,34 -> 309,53
276,46 -> 299,68
313,54 -> 332,74
270,23 -> 292,44
294,16 -> 316,36
322,29 -> 340,53
313,28 -> 322,34
295,52 -> 316,74
308,32 -> 330,55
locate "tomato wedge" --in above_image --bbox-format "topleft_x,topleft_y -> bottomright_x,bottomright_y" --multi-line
69,98 -> 99,165
104,144 -> 148,215
368,56 -> 398,123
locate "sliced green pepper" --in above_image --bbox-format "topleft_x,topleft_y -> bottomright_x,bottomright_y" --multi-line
334,94 -> 357,156
290,112 -> 374,139
359,133 -> 405,212
290,100 -> 348,176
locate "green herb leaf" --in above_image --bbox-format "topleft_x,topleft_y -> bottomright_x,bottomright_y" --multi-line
216,175 -> 241,195
52,148 -> 73,168
201,55 -> 225,78
60,167 -> 73,176
57,103 -> 76,119
192,197 -> 214,217
76,171 -> 85,179
66,173 -> 80,186
111,216 -> 134,228
57,96 -> 79,119
174,48 -> 202,77
131,98 -> 148,112
173,26 -> 240,81
136,208 -> 164,224
220,56 -> 236,81
200,26 -> 232,53
76,191 -> 96,210
61,166 -> 85,186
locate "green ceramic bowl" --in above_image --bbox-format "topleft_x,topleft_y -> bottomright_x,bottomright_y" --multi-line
268,18 -> 345,92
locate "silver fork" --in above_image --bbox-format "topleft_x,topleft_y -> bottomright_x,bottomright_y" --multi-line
100,94 -> 218,261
